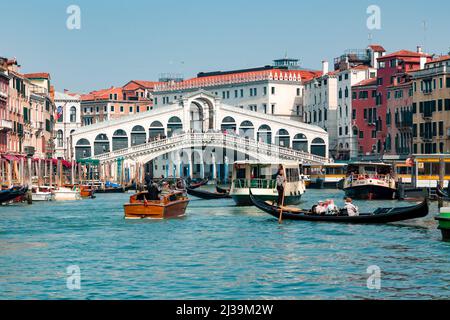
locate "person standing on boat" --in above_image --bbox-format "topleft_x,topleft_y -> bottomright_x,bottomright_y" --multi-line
276,166 -> 286,206
344,198 -> 359,216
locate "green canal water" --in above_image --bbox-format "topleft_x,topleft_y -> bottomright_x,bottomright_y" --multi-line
0,189 -> 448,300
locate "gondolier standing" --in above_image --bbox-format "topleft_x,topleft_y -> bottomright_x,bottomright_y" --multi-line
276,165 -> 286,206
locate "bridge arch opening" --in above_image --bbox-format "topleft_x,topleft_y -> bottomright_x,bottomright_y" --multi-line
311,138 -> 326,157
257,125 -> 272,144
149,121 -> 165,140
112,129 -> 128,151
167,116 -> 182,137
94,134 -> 110,155
221,116 -> 237,134
190,102 -> 204,133
275,129 -> 290,148
239,121 -> 254,139
293,134 -> 308,152
131,126 -> 146,146
75,138 -> 91,160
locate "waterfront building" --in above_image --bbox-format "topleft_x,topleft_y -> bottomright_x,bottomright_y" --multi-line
80,82 -> 155,126
411,54 -> 450,154
303,61 -> 339,157
371,48 -> 432,156
54,91 -> 82,160
0,63 -> 10,153
153,58 -> 321,122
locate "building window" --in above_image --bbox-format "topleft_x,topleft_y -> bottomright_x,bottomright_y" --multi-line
271,87 -> 275,95
271,104 -> 275,114
70,107 -> 77,123
111,105 -> 115,112
120,106 -> 124,113
129,106 -> 133,113
56,130 -> 63,148
136,106 -> 140,113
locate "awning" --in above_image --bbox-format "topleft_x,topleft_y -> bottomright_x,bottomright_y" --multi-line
1,154 -> 20,162
78,159 -> 100,165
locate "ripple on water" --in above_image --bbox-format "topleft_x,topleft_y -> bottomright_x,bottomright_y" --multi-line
0,190 -> 448,300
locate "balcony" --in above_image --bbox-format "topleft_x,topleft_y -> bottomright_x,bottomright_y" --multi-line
0,119 -> 13,132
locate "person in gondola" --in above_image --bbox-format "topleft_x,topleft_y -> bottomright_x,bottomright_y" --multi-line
344,198 -> 359,216
276,166 -> 286,206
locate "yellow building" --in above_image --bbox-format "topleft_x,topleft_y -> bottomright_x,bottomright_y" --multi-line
411,55 -> 450,154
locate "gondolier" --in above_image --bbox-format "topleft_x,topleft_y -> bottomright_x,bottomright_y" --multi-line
276,165 -> 286,206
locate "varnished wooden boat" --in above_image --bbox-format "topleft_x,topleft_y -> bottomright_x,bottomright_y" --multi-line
124,191 -> 190,219
186,187 -> 231,200
80,185 -> 96,199
250,192 -> 429,224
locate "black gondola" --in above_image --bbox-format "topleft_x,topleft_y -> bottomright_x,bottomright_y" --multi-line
188,179 -> 209,190
95,187 -> 126,194
436,184 -> 450,199
216,185 -> 230,194
186,187 -> 231,200
0,186 -> 28,204
249,192 -> 429,224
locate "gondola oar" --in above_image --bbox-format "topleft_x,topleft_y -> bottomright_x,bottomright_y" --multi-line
278,188 -> 285,224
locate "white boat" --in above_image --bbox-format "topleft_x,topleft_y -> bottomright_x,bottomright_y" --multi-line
53,187 -> 82,201
229,161 -> 305,206
31,186 -> 55,202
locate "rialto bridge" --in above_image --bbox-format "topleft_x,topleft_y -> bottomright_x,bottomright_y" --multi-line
71,90 -> 330,180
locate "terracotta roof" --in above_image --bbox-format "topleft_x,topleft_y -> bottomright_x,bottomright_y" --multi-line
378,50 -> 432,61
123,80 -> 161,91
155,69 -> 322,92
352,78 -> 377,88
81,86 -> 123,101
368,45 -> 386,52
427,55 -> 450,64
24,72 -> 50,79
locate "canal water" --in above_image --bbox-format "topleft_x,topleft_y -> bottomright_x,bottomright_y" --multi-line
0,189 -> 448,300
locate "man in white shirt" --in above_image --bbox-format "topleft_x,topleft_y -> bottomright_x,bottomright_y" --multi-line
344,198 -> 359,216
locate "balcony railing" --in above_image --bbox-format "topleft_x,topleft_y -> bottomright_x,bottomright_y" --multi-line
0,119 -> 13,131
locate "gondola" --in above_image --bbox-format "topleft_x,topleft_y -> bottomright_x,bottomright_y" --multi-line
0,186 -> 28,204
186,187 -> 231,200
188,179 -> 209,190
216,185 -> 230,194
249,192 -> 429,224
436,184 -> 450,199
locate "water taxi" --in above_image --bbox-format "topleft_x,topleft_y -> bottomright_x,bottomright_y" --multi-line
229,161 -> 305,206
53,186 -> 82,201
302,163 -> 347,189
411,155 -> 450,188
80,185 -> 96,199
124,191 -> 190,219
343,162 -> 397,200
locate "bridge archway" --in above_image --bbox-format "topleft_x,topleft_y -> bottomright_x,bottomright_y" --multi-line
293,134 -> 308,152
167,116 -> 182,137
239,120 -> 254,139
275,129 -> 290,148
75,138 -> 91,160
221,116 -> 237,134
131,126 -> 146,146
94,134 -> 110,155
311,138 -> 326,157
149,121 -> 165,140
257,125 -> 272,144
112,129 -> 128,151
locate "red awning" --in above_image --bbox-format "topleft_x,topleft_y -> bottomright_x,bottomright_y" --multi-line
1,154 -> 20,162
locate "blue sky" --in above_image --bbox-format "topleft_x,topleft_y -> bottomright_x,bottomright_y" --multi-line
1,0 -> 449,93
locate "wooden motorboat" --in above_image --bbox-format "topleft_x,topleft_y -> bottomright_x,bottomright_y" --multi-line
31,186 -> 55,201
0,186 -> 28,204
186,187 -> 231,200
250,192 -> 429,224
124,191 -> 190,219
188,179 -> 209,190
216,185 -> 230,194
80,185 -> 96,199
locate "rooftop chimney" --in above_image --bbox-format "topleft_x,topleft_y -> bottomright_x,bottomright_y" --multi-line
420,56 -> 427,70
322,60 -> 329,75
417,46 -> 423,54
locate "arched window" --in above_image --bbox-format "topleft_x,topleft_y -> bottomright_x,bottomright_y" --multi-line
257,125 -> 272,144
167,116 -> 182,137
221,117 -> 236,133
149,121 -> 165,140
311,138 -> 326,157
56,130 -> 63,148
293,134 -> 308,152
275,129 -> 290,148
239,121 -> 254,139
70,107 -> 77,123
75,139 -> 91,160
131,126 -> 146,146
94,134 -> 110,155
112,129 -> 128,151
